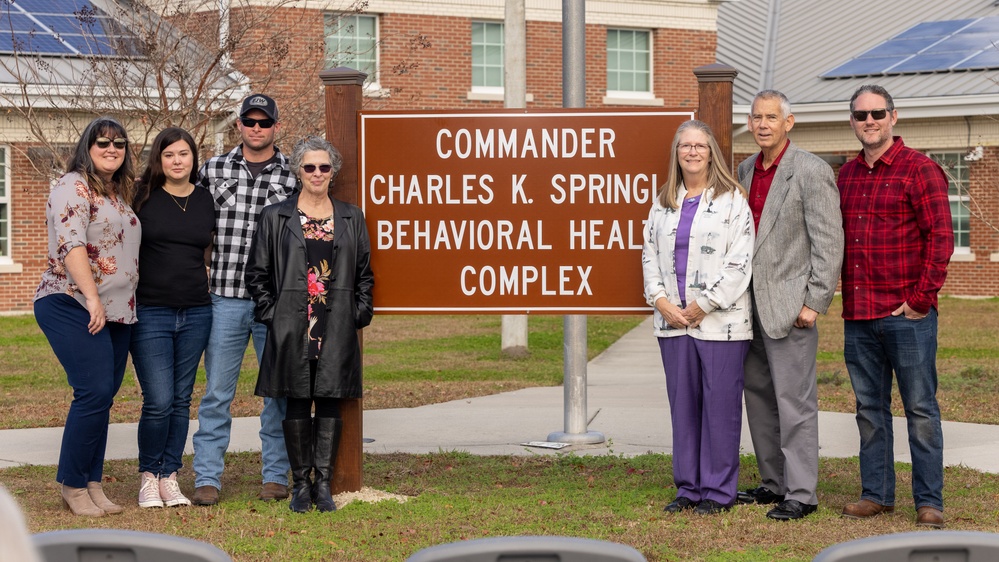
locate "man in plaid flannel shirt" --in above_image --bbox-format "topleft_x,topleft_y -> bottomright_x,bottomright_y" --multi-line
191,93 -> 299,506
837,84 -> 953,529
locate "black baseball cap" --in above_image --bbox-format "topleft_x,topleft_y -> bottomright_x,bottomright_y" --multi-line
240,93 -> 278,121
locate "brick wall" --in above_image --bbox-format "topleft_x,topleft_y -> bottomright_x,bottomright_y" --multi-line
223,9 -> 714,118
2,146 -> 52,312
946,146 -> 999,296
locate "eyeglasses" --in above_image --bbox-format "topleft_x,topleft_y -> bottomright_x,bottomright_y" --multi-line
240,117 -> 276,129
301,164 -> 333,174
851,109 -> 889,121
678,143 -> 709,153
95,137 -> 127,150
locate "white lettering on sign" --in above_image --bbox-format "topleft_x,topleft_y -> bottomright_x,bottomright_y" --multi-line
459,265 -> 593,296
377,220 -> 552,251
568,220 -> 646,250
369,174 -> 495,205
549,173 -> 657,205
436,128 -> 616,159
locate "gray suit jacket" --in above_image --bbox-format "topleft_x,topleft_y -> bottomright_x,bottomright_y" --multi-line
737,142 -> 844,339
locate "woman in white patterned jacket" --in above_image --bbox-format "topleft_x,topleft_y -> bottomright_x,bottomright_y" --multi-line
642,119 -> 755,516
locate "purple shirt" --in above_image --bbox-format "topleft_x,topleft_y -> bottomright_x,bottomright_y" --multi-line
675,193 -> 701,307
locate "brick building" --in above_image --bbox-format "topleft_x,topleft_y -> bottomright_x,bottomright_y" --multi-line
0,0 -> 722,312
719,0 -> 999,297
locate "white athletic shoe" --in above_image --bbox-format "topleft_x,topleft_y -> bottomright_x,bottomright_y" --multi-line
159,472 -> 192,507
138,472 -> 164,508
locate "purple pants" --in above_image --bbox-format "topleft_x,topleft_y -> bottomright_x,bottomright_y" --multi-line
658,336 -> 749,505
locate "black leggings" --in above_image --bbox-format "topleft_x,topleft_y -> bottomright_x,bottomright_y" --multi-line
286,396 -> 340,419
285,359 -> 342,420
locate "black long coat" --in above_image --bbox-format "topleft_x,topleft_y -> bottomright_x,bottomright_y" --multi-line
245,193 -> 374,399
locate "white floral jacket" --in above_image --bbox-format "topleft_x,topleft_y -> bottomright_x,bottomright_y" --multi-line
641,184 -> 754,340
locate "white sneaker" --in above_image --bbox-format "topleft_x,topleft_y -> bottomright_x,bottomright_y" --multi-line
138,472 -> 164,508
159,472 -> 192,507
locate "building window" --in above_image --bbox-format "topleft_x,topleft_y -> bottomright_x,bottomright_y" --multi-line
325,13 -> 378,88
0,146 -> 9,262
930,152 -> 971,253
472,21 -> 504,93
606,29 -> 651,95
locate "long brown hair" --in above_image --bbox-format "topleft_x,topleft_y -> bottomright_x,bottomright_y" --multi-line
657,120 -> 745,209
65,116 -> 136,206
133,127 -> 199,213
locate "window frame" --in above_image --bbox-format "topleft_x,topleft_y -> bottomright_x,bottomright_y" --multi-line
605,28 -> 653,99
324,13 -> 381,94
0,145 -> 10,266
929,151 -> 972,255
471,20 -> 505,95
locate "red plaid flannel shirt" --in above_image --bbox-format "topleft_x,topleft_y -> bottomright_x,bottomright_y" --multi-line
837,137 -> 954,320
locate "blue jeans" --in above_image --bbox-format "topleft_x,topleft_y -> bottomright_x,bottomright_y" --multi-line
35,294 -> 132,488
130,304 -> 211,476
844,309 -> 944,511
192,294 -> 288,490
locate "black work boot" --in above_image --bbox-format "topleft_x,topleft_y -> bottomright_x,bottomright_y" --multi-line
282,418 -> 314,513
312,417 -> 342,513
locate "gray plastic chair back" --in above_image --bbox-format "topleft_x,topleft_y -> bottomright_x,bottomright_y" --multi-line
33,529 -> 232,562
405,536 -> 647,562
812,531 -> 999,562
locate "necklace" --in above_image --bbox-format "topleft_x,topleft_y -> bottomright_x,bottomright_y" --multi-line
168,192 -> 189,212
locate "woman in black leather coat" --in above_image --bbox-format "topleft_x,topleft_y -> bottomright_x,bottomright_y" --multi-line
245,135 -> 374,513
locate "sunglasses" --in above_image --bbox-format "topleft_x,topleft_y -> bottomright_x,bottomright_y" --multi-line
95,137 -> 127,150
301,164 -> 333,174
240,117 -> 275,129
851,109 -> 889,121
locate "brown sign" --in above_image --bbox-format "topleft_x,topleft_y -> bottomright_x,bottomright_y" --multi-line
359,109 -> 693,314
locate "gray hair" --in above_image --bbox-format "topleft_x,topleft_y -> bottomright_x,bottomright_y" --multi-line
752,89 -> 792,119
850,84 -> 895,112
289,135 -> 343,175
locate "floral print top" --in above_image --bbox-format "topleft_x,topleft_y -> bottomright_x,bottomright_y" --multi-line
35,172 -> 141,324
301,210 -> 335,358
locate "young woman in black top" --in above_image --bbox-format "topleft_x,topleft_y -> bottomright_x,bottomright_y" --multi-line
130,127 -> 215,508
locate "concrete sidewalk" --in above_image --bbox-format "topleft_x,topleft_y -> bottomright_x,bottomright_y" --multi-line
2,317 -> 998,473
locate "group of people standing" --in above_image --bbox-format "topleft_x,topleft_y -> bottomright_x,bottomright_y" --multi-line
33,93 -> 373,517
643,84 -> 953,528
33,83 -> 951,530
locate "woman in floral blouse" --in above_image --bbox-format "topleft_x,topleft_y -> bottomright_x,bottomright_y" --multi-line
642,120 -> 754,516
34,116 -> 141,517
246,136 -> 374,513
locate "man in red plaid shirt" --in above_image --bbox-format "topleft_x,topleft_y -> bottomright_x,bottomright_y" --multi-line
837,84 -> 954,529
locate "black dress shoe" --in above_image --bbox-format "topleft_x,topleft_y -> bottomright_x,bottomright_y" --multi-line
766,499 -> 817,520
664,496 -> 697,513
694,499 -> 732,515
736,486 -> 784,505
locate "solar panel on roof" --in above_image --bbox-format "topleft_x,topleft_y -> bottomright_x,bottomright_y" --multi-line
895,19 -> 974,39
954,47 -> 999,69
822,15 -> 999,78
0,0 -> 139,57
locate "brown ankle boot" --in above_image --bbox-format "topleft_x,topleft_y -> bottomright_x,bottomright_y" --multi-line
62,485 -> 106,517
87,481 -> 124,514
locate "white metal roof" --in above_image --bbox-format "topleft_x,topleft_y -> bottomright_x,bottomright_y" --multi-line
717,0 -> 999,119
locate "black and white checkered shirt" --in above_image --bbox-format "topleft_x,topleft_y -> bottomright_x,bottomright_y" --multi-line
198,144 -> 299,299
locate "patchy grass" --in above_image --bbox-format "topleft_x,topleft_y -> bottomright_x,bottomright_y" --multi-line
5,297 -> 999,428
0,314 -> 643,429
814,296 -> 999,424
4,452 -> 999,561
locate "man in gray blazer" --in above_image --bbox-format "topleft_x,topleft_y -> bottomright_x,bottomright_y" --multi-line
736,90 -> 844,520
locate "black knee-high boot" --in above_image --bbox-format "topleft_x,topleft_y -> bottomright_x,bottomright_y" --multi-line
312,417 -> 342,513
282,418 -> 314,513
